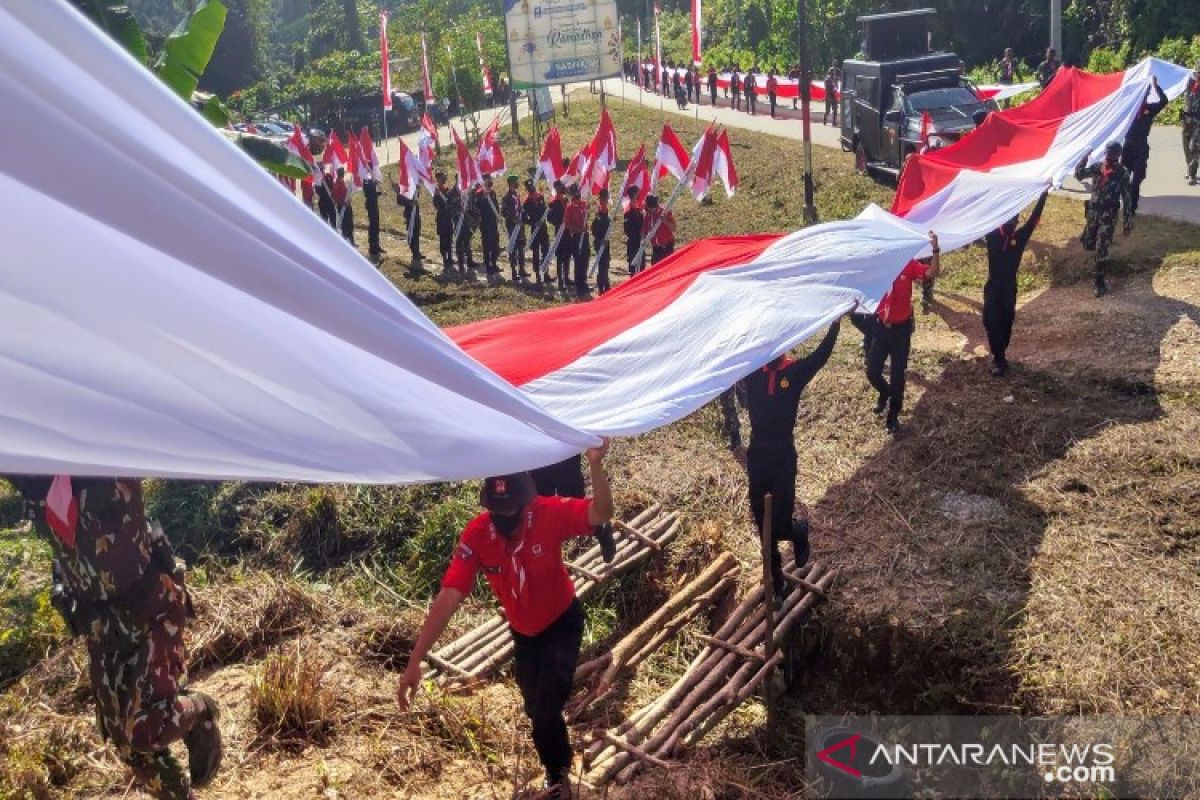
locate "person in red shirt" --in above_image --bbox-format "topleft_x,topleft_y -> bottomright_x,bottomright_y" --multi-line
563,184 -> 591,297
866,231 -> 941,435
644,194 -> 677,265
766,71 -> 779,118
397,443 -> 614,798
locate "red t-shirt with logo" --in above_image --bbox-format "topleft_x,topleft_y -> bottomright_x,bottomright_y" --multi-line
875,259 -> 929,325
441,496 -> 593,636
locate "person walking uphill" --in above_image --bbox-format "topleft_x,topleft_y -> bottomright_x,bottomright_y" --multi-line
865,231 -> 942,435
1183,63 -> 1200,185
1075,141 -> 1133,297
5,476 -> 223,800
1122,75 -> 1168,216
397,445 -> 616,799
718,319 -> 842,602
984,191 -> 1048,377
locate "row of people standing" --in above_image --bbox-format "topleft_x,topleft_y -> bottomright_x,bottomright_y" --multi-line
404,171 -> 677,299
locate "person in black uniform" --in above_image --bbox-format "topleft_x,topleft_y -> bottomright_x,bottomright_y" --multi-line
502,175 -> 527,281
707,67 -> 719,106
592,188 -> 612,294
547,180 -> 568,290
623,185 -> 645,276
391,179 -> 424,265
524,180 -> 550,282
364,174 -> 384,258
476,177 -> 502,280
316,170 -> 337,229
433,171 -> 455,271
449,184 -> 476,275
983,191 -> 1047,377
719,319 -> 842,600
1122,75 -> 1168,217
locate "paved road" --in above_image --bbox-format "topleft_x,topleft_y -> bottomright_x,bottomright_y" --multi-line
595,77 -> 1200,224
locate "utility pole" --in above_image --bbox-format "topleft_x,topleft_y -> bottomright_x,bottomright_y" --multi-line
797,0 -> 817,224
499,0 -> 520,138
1050,0 -> 1062,55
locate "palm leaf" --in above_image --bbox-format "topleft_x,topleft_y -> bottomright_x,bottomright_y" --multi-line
153,0 -> 228,102
220,131 -> 311,179
72,0 -> 148,65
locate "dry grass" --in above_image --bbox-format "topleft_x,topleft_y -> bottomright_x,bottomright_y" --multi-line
250,642 -> 337,747
188,572 -> 323,672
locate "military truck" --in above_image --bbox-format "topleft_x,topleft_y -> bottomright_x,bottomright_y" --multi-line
839,8 -> 992,177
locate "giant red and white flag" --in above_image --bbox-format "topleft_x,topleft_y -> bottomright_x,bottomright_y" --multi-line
2,0 -> 1194,484
713,129 -> 738,197
420,32 -> 435,102
452,126 -> 482,191
380,12 -> 392,110
651,123 -> 690,190
476,118 -> 506,177
690,0 -> 702,66
689,124 -> 719,201
620,143 -> 650,211
536,126 -> 565,184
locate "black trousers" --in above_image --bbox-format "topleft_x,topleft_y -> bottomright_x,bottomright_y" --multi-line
455,227 -> 474,270
710,87 -> 717,105
768,92 -> 777,117
556,230 -> 574,286
437,223 -> 454,267
365,191 -> 381,254
512,599 -> 584,783
1122,151 -> 1148,214
339,204 -> 355,244
317,191 -> 336,229
747,442 -> 798,577
865,317 -> 913,420
531,230 -> 549,277
405,207 -> 422,259
651,242 -> 674,265
626,237 -> 644,274
481,223 -> 500,272
508,225 -> 526,274
572,233 -> 591,296
983,278 -> 1017,363
595,239 -> 611,293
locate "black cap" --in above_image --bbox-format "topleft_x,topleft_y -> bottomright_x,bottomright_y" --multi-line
1105,140 -> 1122,155
481,472 -> 535,515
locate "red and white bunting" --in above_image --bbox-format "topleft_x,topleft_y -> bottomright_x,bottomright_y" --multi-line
476,32 -> 493,94
420,32 -> 435,102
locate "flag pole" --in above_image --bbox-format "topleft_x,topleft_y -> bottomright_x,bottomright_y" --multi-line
629,157 -> 696,269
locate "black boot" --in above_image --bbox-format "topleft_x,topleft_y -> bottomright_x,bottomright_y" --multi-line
790,518 -> 811,569
886,413 -> 902,436
1094,273 -> 1109,297
873,392 -> 888,415
183,691 -> 223,788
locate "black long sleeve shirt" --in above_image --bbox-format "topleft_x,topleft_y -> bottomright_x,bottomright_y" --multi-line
721,322 -> 841,450
985,191 -> 1047,285
1123,83 -> 1168,160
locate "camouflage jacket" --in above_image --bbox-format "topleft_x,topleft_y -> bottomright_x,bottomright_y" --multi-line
1186,78 -> 1200,117
1075,160 -> 1132,219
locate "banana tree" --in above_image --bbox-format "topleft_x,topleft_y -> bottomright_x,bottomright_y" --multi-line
74,0 -> 308,178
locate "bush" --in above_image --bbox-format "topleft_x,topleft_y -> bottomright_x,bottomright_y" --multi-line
1086,44 -> 1132,74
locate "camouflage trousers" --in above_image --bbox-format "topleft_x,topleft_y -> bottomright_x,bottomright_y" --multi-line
1184,117 -> 1200,179
1080,201 -> 1119,267
87,573 -> 200,800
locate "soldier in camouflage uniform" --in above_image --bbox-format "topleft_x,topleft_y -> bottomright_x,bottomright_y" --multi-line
1074,141 -> 1133,298
6,476 -> 222,800
1183,63 -> 1200,186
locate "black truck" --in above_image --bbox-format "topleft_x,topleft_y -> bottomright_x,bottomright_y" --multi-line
839,8 -> 992,177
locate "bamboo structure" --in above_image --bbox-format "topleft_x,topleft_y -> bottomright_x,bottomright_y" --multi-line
425,505 -> 680,682
583,558 -> 837,786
